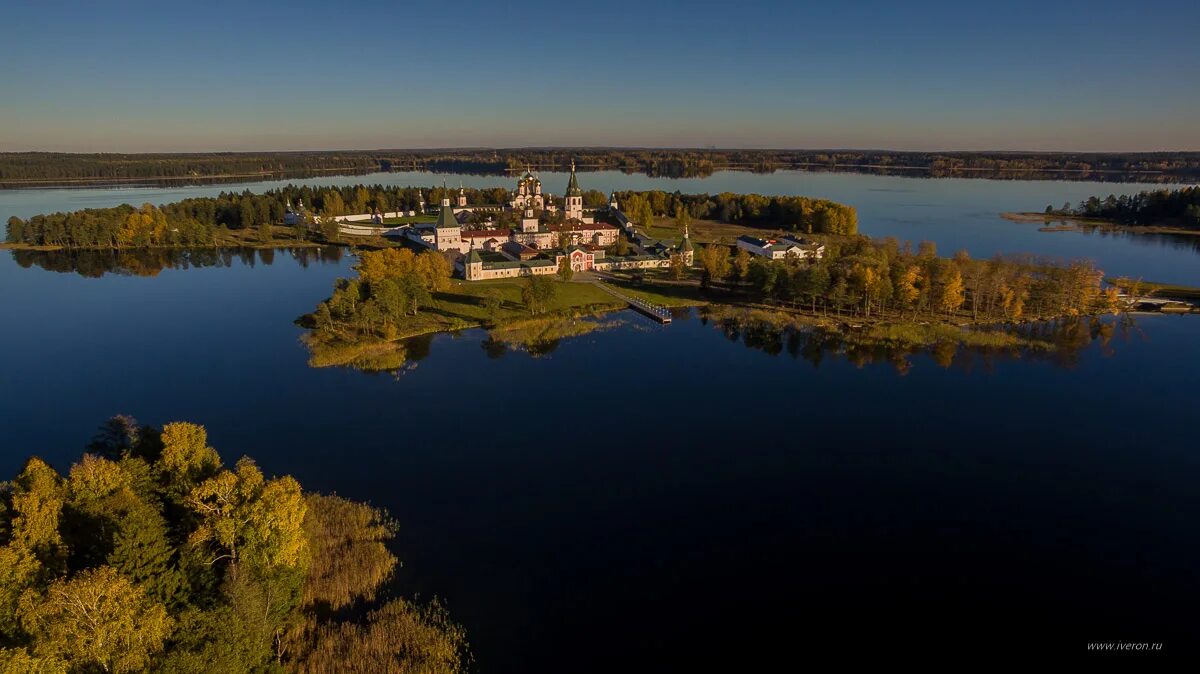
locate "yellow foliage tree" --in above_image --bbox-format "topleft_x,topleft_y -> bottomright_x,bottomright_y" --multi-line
938,268 -> 966,315
895,265 -> 921,312
18,566 -> 172,674
0,546 -> 41,637
10,459 -> 65,564
0,646 -> 67,674
188,458 -> 307,571
159,422 -> 222,493
67,454 -> 129,505
414,252 -> 451,292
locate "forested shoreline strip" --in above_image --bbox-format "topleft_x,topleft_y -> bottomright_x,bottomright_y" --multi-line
1029,185 -> 1200,231
3,149 -> 1199,184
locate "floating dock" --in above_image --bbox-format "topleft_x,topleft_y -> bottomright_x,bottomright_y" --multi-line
594,281 -> 672,324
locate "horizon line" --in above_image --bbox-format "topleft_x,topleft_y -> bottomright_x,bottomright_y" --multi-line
3,146 -> 1200,156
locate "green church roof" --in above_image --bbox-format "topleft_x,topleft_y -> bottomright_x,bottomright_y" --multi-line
565,161 -> 583,197
435,202 -> 458,229
466,249 -> 482,263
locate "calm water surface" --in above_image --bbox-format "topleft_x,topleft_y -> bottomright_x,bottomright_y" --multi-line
2,248 -> 1199,666
2,173 -> 1199,666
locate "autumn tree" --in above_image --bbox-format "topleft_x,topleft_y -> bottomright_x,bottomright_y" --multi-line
521,276 -> 557,315
893,264 -> 921,315
318,216 -> 340,242
732,248 -> 752,282
158,422 -> 222,502
669,252 -> 687,280
674,204 -> 692,232
696,244 -> 730,288
18,566 -> 172,674
0,647 -> 67,674
187,457 -> 307,572
1,417 -> 468,674
937,266 -> 966,315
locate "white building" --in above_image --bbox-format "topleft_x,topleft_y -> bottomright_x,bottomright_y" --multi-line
736,234 -> 825,261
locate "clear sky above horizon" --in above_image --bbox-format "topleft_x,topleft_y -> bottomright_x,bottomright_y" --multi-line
2,0 -> 1197,153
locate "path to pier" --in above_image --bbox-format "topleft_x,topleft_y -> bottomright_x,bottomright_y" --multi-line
592,279 -> 672,324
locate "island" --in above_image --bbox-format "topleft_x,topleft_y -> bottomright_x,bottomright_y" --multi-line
294,169 -> 1140,372
6,169 -> 1170,375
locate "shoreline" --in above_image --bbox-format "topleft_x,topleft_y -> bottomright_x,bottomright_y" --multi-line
300,273 -> 1156,372
1001,211 -> 1200,236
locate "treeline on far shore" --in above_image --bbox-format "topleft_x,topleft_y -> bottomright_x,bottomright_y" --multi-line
3,149 -> 1200,184
1043,185 -> 1200,229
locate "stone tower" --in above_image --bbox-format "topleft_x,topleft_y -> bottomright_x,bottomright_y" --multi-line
463,248 -> 483,280
434,182 -> 462,252
564,160 -> 583,221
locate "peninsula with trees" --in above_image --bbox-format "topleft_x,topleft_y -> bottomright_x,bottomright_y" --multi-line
2,172 -> 1155,373
0,416 -> 466,673
1004,185 -> 1200,235
295,171 -> 1133,371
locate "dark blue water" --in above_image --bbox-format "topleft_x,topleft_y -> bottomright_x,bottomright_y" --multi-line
3,170 -> 1199,284
2,248 -> 1198,666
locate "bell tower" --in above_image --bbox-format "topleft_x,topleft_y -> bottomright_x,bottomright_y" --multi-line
564,160 -> 583,221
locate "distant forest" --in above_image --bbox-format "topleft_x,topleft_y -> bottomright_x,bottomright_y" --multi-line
1049,186 -> 1200,229
3,149 -> 1199,185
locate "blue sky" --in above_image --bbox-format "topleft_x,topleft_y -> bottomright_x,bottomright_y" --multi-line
1,0 -> 1197,152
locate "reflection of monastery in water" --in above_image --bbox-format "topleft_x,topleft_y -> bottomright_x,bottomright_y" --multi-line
396,162 -> 693,280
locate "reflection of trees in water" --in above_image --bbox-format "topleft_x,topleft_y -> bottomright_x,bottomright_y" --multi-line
481,336 -> 507,360
703,313 -> 1138,375
10,246 -> 345,278
401,333 -> 434,363
482,317 -> 617,360
1063,225 -> 1200,255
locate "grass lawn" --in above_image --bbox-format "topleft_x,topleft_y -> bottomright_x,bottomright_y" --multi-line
1107,277 -> 1200,300
431,279 -> 624,324
604,272 -> 710,307
639,217 -> 782,244
380,215 -> 437,224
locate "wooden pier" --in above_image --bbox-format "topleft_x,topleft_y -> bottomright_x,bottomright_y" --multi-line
594,280 -> 673,324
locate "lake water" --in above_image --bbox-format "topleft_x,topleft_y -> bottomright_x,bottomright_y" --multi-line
2,172 -> 1199,666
